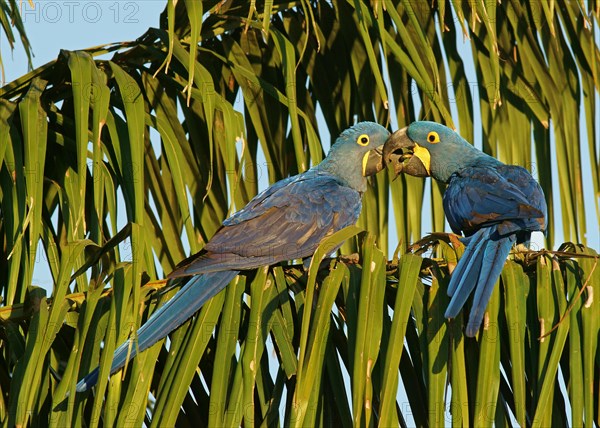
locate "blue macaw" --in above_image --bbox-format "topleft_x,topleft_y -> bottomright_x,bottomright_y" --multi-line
76,122 -> 390,391
383,121 -> 546,337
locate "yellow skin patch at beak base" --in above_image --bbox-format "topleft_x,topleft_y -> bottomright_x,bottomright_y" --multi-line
362,151 -> 369,176
413,143 -> 431,175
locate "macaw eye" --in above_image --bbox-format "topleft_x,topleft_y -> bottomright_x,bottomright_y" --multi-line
427,131 -> 440,144
357,134 -> 370,146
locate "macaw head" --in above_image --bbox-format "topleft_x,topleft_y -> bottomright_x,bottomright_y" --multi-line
329,121 -> 390,176
382,121 -> 486,183
319,121 -> 390,191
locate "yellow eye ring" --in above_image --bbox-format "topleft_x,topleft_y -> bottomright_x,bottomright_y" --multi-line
357,134 -> 370,146
427,131 -> 440,144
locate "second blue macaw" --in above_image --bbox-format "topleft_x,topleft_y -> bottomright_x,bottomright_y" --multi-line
76,122 -> 389,391
383,121 -> 546,337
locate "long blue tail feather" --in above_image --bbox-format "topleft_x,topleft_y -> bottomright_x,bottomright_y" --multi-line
466,235 -> 515,337
76,270 -> 238,392
445,228 -> 489,317
445,226 -> 516,337
464,236 -> 514,336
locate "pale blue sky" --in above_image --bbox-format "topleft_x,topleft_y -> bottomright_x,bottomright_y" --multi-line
2,0 -> 165,81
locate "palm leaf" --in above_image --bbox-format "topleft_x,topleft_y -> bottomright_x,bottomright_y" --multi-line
0,1 -> 599,426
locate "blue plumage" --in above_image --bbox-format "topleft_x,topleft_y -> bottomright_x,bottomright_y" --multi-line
76,121 -> 389,392
383,121 -> 546,337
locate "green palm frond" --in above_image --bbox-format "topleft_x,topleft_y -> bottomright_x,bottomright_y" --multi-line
0,1 -> 599,426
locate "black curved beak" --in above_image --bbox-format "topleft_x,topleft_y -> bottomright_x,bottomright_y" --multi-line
382,127 -> 429,177
363,145 -> 385,177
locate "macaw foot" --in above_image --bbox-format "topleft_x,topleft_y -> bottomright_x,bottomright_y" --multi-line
514,243 -> 532,252
302,256 -> 336,271
511,242 -> 541,265
301,253 -> 359,271
411,232 -> 464,253
339,253 -> 360,264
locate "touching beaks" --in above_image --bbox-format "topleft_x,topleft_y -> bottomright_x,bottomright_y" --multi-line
382,127 -> 430,177
362,145 -> 385,177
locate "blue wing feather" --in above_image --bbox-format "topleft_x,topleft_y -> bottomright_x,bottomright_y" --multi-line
171,172 -> 361,276
444,165 -> 546,237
